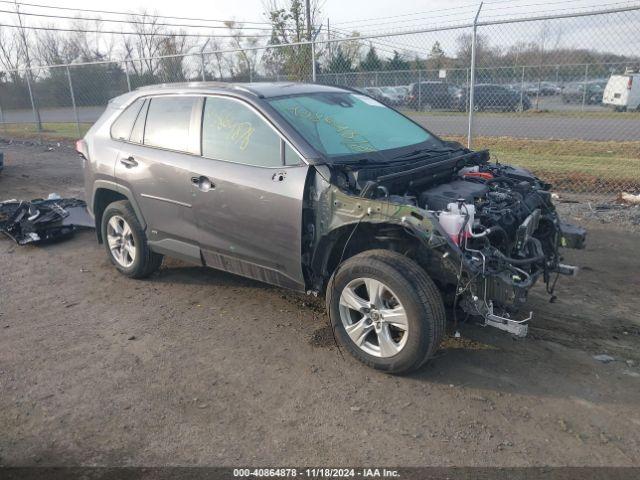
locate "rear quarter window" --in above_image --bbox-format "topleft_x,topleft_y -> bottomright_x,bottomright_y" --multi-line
110,98 -> 145,141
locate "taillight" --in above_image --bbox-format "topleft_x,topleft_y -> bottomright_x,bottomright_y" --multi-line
628,77 -> 633,90
75,139 -> 88,160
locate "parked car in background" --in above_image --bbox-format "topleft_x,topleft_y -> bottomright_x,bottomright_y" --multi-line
394,85 -> 410,103
523,82 -> 561,96
379,86 -> 404,106
363,87 -> 396,106
603,72 -> 640,111
540,82 -> 562,95
454,84 -> 531,111
561,81 -> 605,104
407,81 -> 454,110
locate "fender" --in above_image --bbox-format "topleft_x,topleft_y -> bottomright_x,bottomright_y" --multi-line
92,179 -> 147,230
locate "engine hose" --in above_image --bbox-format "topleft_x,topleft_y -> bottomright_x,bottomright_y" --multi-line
487,225 -> 508,242
495,238 -> 545,265
485,176 -> 518,186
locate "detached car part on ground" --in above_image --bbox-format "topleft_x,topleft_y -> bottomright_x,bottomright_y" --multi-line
79,82 -> 586,374
0,197 -> 93,244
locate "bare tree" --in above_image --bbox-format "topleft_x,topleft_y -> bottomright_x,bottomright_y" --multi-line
263,0 -> 324,80
0,26 -> 25,82
225,21 -> 259,81
157,32 -> 192,82
123,11 -> 166,77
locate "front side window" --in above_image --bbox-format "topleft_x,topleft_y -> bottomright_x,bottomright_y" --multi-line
144,96 -> 197,152
268,92 -> 433,158
202,97 -> 281,167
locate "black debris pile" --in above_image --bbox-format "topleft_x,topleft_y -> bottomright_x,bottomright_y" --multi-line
0,197 -> 94,245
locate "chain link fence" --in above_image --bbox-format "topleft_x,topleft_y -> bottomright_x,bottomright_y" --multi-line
1,5 -> 639,196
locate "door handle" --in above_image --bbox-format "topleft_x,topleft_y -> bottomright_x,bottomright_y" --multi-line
191,175 -> 215,192
120,156 -> 138,168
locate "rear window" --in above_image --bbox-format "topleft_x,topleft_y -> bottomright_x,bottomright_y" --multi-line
110,98 -> 145,141
144,96 -> 197,152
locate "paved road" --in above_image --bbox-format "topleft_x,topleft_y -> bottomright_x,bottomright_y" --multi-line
2,104 -> 639,141
411,114 -> 640,142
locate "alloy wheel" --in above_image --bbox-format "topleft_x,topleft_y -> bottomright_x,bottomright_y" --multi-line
338,277 -> 409,358
106,215 -> 136,268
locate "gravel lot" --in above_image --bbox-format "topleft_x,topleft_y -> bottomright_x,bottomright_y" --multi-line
1,142 -> 639,467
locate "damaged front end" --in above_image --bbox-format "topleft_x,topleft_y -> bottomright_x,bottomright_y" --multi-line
308,147 -> 586,338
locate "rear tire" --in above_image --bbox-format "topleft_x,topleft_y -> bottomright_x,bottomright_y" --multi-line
101,200 -> 163,279
326,250 -> 445,374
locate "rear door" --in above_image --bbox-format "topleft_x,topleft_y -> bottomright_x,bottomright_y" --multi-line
114,95 -> 200,257
189,95 -> 309,290
603,75 -> 628,106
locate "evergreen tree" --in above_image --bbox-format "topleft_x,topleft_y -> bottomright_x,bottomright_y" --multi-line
359,45 -> 382,71
387,50 -> 409,71
327,46 -> 352,73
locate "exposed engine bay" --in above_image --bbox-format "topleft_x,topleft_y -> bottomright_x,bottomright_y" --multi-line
318,147 -> 587,337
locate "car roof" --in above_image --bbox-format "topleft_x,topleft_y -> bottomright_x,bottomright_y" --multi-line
135,81 -> 350,98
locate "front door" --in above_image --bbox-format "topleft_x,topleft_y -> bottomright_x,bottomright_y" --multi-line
190,96 -> 309,290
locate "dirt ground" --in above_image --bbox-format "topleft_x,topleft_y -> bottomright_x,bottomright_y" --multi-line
1,142 -> 639,467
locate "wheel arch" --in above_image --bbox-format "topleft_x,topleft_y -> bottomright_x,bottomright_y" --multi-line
92,182 -> 146,243
310,221 -> 424,293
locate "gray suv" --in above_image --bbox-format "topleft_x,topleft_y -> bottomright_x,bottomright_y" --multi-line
79,82 -> 585,373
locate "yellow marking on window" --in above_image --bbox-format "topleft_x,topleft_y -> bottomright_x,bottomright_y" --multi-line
287,105 -> 378,153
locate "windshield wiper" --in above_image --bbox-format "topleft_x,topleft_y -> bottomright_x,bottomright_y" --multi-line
392,146 -> 460,161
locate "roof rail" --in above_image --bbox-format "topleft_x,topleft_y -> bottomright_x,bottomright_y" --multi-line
134,81 -> 260,96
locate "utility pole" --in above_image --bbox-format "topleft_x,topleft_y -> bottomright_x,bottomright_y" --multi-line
14,0 -> 42,134
305,0 -> 316,82
200,38 -> 211,82
327,18 -> 331,59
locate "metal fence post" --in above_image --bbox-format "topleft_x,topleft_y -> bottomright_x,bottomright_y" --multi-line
418,70 -> 422,110
305,0 -> 316,82
200,53 -> 207,81
24,67 -> 42,140
465,68 -> 469,112
66,66 -> 81,138
467,2 -> 484,149
0,101 -> 6,136
581,63 -> 589,111
520,65 -> 525,111
311,41 -> 316,83
124,60 -> 132,92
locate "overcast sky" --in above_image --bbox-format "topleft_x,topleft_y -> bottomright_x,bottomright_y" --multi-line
6,0 -> 638,32
2,0 -> 639,58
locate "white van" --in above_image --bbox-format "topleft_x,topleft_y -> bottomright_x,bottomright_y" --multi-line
603,72 -> 640,111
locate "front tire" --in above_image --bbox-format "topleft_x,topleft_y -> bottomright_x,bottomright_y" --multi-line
101,200 -> 163,279
327,250 -> 445,374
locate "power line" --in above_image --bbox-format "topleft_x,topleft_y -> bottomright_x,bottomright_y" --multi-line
332,0 -> 640,32
482,1 -> 640,19
335,1 -> 640,37
0,0 -> 274,26
0,22 -> 276,38
330,26 -> 423,57
0,7 -> 276,31
332,3 -> 479,26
